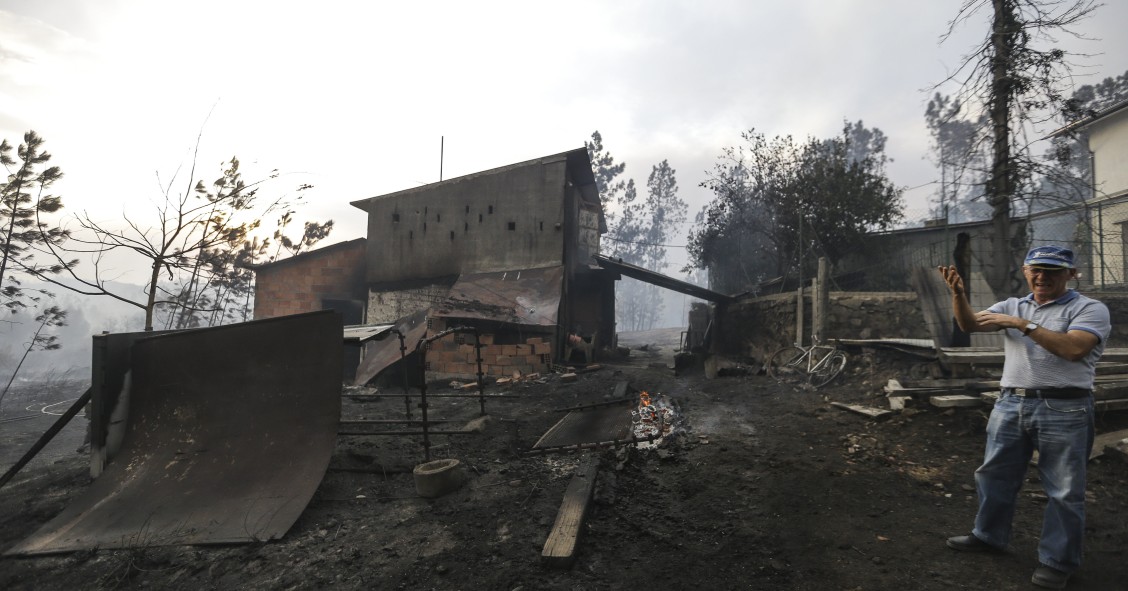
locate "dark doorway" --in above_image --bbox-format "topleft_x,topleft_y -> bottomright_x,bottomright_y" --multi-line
323,299 -> 364,380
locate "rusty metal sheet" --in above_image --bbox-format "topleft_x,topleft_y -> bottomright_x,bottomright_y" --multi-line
533,403 -> 634,450
432,265 -> 563,326
343,323 -> 396,344
353,309 -> 428,386
6,311 -> 342,555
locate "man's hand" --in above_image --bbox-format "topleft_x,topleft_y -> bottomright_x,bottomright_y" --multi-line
973,311 -> 1022,331
937,265 -> 965,296
938,265 -> 983,333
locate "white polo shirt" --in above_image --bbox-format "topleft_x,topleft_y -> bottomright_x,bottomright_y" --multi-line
988,290 -> 1111,390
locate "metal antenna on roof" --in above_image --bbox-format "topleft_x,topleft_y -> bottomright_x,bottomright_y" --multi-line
440,136 -> 444,181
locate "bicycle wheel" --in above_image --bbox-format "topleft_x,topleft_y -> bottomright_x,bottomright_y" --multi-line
767,346 -> 806,380
809,350 -> 847,388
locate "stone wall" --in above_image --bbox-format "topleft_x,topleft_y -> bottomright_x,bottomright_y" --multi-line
718,290 -> 1128,364
367,282 -> 454,325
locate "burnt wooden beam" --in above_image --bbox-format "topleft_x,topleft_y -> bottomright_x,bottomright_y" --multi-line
829,401 -> 893,421
541,455 -> 600,569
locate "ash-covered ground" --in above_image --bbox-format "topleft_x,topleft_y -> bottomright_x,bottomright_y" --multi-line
2,330 -> 1128,590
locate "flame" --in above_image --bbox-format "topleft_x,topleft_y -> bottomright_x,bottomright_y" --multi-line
639,391 -> 651,407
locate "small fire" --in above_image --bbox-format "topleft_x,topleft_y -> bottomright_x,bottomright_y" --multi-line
631,391 -> 680,448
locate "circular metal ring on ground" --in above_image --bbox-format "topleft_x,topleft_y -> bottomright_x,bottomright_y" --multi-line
413,458 -> 463,498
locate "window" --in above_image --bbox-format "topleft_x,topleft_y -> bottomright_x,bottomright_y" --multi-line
507,222 -> 516,231
392,213 -> 400,223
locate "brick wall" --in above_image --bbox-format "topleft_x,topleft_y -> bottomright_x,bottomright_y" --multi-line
421,318 -> 554,379
254,239 -> 367,319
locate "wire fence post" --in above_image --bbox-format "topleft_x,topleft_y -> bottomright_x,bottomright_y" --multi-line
794,286 -> 804,347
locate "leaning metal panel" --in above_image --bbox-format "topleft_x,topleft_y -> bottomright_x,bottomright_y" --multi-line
7,311 -> 342,555
532,402 -> 634,450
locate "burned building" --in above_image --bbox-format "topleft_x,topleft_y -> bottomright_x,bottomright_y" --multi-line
349,148 -> 614,381
254,148 -> 616,382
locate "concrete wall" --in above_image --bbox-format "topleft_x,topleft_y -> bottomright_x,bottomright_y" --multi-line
356,155 -> 571,285
1084,106 -> 1128,286
836,220 -> 1022,292
1089,195 -> 1128,286
253,239 -> 367,320
1090,107 -> 1128,202
719,290 -> 1128,363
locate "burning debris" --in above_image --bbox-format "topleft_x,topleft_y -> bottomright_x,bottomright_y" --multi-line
632,391 -> 682,449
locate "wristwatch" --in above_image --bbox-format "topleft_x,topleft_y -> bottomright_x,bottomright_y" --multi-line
1023,322 -> 1038,336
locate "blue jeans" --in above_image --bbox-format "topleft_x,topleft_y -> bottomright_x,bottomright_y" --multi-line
972,392 -> 1094,573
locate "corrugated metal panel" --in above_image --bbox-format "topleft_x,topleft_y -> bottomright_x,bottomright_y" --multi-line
432,266 -> 564,326
343,323 -> 396,343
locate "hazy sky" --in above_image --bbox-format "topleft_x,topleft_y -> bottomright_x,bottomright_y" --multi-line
2,0 -> 1127,281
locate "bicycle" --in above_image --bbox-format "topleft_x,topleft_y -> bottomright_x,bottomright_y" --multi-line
766,340 -> 848,388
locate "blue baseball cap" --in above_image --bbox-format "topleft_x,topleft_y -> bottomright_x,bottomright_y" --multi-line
1024,245 -> 1075,269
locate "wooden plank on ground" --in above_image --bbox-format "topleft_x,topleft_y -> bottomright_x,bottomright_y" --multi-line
1091,429 -> 1128,460
887,396 -> 910,411
930,394 -> 985,408
940,348 -> 1005,366
942,348 -> 1128,366
830,402 -> 893,421
1096,363 -> 1128,375
1095,399 -> 1128,412
1105,438 -> 1128,464
896,378 -> 981,389
541,456 -> 600,569
1094,382 -> 1128,401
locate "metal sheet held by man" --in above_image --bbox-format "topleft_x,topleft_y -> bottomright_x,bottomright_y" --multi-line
7,311 -> 343,555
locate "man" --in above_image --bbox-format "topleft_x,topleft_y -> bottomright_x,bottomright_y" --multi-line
938,245 -> 1110,589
